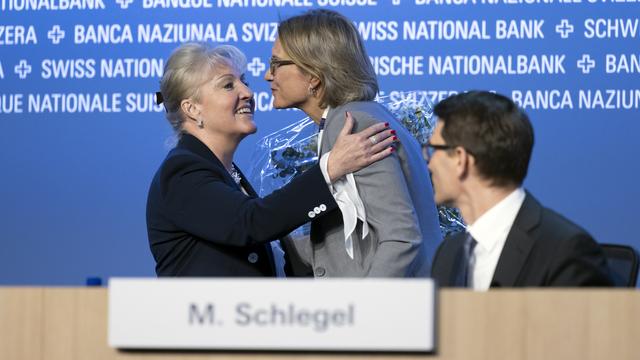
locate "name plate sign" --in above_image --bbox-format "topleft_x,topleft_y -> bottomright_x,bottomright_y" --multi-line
108,278 -> 435,352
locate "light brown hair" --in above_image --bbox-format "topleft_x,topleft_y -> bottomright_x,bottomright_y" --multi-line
277,9 -> 378,108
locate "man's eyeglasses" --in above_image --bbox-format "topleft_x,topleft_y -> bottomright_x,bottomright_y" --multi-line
269,58 -> 296,75
423,143 -> 456,162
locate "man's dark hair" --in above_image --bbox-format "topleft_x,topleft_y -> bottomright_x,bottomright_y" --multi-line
433,91 -> 534,187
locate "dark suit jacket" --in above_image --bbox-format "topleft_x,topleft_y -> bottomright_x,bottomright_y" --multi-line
432,193 -> 613,287
146,133 -> 336,277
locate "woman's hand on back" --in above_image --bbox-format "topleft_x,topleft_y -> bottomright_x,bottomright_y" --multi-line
327,111 -> 397,182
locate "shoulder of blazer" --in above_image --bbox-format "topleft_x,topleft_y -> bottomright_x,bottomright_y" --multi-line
161,146 -> 224,180
512,191 -> 543,233
513,192 -> 586,239
157,136 -> 240,197
168,134 -> 225,168
326,102 -> 391,133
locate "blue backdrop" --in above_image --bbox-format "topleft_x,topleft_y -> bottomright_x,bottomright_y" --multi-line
1,1 -> 638,284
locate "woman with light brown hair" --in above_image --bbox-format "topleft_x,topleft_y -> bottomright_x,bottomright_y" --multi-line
265,9 -> 442,277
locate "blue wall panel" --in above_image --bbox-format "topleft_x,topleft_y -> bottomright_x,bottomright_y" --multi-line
1,1 -> 638,284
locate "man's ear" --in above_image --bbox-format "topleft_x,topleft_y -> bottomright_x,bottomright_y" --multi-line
180,99 -> 200,122
454,147 -> 472,180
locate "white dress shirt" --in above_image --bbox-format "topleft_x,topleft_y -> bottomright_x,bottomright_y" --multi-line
466,188 -> 526,291
317,107 -> 369,259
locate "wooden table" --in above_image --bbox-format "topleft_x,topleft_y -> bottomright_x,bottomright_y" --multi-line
1,288 -> 638,360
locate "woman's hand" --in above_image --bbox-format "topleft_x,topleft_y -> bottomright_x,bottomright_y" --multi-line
327,111 -> 397,182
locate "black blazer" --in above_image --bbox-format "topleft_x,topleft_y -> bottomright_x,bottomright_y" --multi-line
146,134 -> 336,277
432,193 -> 613,287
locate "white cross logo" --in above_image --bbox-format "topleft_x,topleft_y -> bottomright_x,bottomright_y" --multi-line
47,25 -> 65,44
392,0 -> 401,4
555,19 -> 574,39
116,0 -> 133,9
374,90 -> 387,103
14,60 -> 32,79
577,54 -> 595,74
247,57 -> 266,77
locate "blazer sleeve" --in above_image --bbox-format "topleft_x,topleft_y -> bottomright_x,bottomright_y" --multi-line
159,154 -> 337,247
344,111 -> 424,277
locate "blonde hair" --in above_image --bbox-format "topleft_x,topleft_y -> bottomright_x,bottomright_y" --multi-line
277,9 -> 378,108
159,43 -> 247,133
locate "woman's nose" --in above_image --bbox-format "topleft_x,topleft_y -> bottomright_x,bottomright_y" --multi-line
264,68 -> 273,82
240,82 -> 253,99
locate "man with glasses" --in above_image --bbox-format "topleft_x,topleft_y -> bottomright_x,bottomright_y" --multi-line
427,91 -> 612,289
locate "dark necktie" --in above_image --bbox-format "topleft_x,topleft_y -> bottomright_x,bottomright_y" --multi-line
460,232 -> 478,288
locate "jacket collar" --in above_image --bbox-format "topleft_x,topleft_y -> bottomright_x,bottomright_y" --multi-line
176,133 -> 253,194
490,191 -> 541,287
177,133 -> 220,165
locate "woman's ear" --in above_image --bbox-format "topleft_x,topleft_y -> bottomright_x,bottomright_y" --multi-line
309,75 -> 321,89
180,99 -> 200,121
308,75 -> 322,96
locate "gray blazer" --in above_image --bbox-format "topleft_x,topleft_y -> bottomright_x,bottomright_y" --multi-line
287,101 -> 442,277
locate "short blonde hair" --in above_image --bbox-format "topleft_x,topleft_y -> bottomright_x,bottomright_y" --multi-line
159,43 -> 247,132
277,9 -> 378,108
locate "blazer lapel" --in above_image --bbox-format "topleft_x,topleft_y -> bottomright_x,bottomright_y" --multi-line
449,233 -> 469,287
235,165 -> 258,197
491,193 -> 541,287
178,134 -> 241,190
